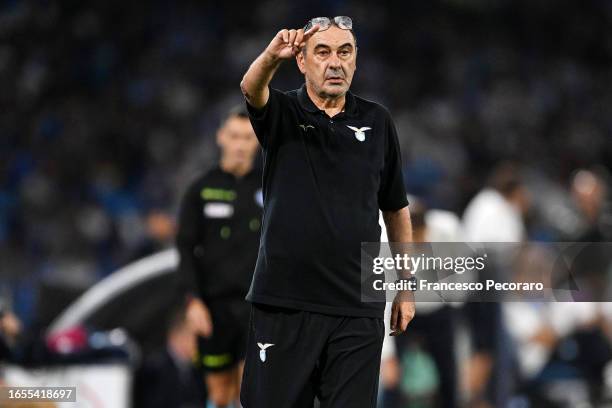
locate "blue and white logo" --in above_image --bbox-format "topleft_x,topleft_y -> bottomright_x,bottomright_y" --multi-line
257,343 -> 274,362
347,126 -> 371,142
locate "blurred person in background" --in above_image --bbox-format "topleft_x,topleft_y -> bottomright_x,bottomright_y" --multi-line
504,246 -> 612,406
0,300 -> 22,399
0,301 -> 21,362
461,162 -> 530,407
565,168 -> 612,302
133,300 -> 206,408
463,162 -> 530,243
570,168 -> 611,242
380,198 -> 463,407
176,106 -> 261,408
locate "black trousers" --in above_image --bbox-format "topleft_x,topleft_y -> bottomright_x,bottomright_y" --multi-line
240,303 -> 385,408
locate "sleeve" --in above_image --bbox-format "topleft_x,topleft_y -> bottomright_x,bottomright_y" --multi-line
175,181 -> 203,299
245,87 -> 284,149
378,112 -> 409,211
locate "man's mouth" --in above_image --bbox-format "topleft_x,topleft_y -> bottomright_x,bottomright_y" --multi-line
326,76 -> 344,84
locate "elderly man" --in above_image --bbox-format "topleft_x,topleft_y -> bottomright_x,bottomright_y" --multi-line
239,16 -> 414,407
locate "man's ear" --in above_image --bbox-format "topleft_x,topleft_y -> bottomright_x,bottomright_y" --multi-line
296,50 -> 306,74
216,127 -> 224,147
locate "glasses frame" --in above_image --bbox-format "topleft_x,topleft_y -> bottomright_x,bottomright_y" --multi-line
304,16 -> 353,33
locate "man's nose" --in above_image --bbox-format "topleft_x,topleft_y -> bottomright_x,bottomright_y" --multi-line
329,52 -> 341,67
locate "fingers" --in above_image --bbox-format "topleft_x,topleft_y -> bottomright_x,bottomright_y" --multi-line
287,29 -> 297,47
201,316 -> 213,338
280,29 -> 289,44
389,301 -> 415,336
293,29 -> 305,53
201,306 -> 213,337
399,309 -> 413,332
277,26 -> 319,55
194,312 -> 213,338
187,299 -> 214,338
390,302 -> 399,332
277,29 -> 301,56
294,29 -> 304,45
296,25 -> 319,53
303,24 -> 320,40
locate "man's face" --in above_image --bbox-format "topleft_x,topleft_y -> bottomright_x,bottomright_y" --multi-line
297,26 -> 357,98
217,116 -> 259,166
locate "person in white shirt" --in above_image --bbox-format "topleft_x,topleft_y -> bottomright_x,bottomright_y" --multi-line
461,162 -> 530,407
379,198 -> 463,407
463,162 -> 529,242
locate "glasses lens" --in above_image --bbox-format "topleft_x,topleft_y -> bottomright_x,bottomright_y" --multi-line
305,17 -> 331,31
333,16 -> 352,30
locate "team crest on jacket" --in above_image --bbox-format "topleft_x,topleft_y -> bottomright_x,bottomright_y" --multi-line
257,343 -> 274,362
347,126 -> 371,142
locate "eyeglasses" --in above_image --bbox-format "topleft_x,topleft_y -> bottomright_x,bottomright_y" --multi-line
304,16 -> 353,32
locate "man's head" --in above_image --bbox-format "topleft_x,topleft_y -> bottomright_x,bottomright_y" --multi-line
488,161 -> 530,214
297,17 -> 357,99
216,106 -> 259,169
571,169 -> 607,222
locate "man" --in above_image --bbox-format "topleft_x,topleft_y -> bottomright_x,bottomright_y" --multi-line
239,16 -> 415,407
463,161 -> 529,242
176,107 -> 261,407
570,168 -> 609,241
380,199 -> 463,407
0,305 -> 21,362
462,162 -> 530,407
0,301 -> 21,362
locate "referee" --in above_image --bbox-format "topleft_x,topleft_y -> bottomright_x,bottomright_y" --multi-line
239,16 -> 415,407
176,107 -> 261,407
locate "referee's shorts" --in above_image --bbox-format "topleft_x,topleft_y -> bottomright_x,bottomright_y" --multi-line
196,297 -> 250,372
240,303 -> 385,408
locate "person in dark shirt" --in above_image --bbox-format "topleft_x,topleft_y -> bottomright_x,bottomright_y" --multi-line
176,107 -> 261,407
239,16 -> 415,408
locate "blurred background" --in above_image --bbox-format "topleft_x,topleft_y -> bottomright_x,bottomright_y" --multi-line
1,0 -> 612,407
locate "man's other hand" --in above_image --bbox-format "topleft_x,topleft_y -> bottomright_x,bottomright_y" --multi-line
389,290 -> 415,336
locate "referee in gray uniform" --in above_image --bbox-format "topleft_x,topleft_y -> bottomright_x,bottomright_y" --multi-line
239,16 -> 415,408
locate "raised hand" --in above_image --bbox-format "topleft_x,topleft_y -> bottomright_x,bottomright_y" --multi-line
241,24 -> 320,109
265,25 -> 320,60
